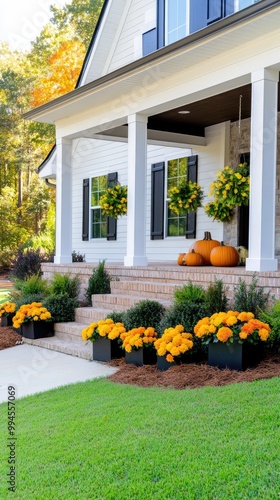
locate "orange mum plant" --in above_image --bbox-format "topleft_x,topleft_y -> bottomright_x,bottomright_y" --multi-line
82,319 -> 126,342
194,311 -> 271,345
120,326 -> 158,353
154,325 -> 194,363
0,302 -> 16,318
12,302 -> 52,329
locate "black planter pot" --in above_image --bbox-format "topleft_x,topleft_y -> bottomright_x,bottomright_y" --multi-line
125,347 -> 157,367
1,316 -> 13,327
208,341 -> 262,371
21,321 -> 54,340
92,337 -> 124,362
156,355 -> 176,371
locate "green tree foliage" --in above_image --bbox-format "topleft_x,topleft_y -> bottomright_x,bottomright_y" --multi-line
0,1 -> 104,258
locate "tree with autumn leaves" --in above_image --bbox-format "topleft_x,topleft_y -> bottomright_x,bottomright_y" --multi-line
0,0 -> 104,268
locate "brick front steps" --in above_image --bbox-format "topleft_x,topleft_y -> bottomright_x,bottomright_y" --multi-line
23,262 -> 280,359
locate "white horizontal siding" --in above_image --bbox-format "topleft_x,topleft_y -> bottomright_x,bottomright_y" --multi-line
71,123 -> 226,264
107,0 -> 156,73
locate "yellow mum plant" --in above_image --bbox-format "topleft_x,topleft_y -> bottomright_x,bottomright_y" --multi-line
0,301 -> 16,318
154,325 -> 194,363
99,184 -> 128,219
168,180 -> 204,215
120,326 -> 158,353
194,311 -> 271,346
205,163 -> 250,222
12,302 -> 52,329
81,318 -> 126,342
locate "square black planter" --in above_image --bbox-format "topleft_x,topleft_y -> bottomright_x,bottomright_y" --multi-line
92,337 -> 124,362
157,355 -> 176,371
125,347 -> 157,367
21,321 -> 54,340
1,316 -> 13,327
208,342 -> 262,371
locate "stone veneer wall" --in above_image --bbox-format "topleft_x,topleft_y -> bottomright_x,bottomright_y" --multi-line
224,116 -> 280,255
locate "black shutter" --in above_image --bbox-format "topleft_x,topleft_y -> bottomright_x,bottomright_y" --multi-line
107,172 -> 118,241
142,28 -> 157,56
207,0 -> 223,23
157,0 -> 165,49
151,162 -> 165,240
190,0 -> 208,33
82,178 -> 89,241
185,155 -> 198,239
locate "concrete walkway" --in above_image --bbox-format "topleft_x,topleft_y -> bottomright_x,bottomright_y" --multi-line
0,344 -> 118,404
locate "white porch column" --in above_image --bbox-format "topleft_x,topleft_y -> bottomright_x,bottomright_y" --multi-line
124,114 -> 148,266
54,137 -> 72,264
246,68 -> 279,272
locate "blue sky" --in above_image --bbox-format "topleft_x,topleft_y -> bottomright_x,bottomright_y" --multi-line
0,0 -> 65,51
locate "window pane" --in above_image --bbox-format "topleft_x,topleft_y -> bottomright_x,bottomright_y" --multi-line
168,218 -> 178,237
99,175 -> 107,191
91,178 -> 98,192
91,192 -> 98,207
179,157 -> 187,176
178,216 -> 186,236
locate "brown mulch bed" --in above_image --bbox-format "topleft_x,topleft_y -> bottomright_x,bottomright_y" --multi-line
108,353 -> 280,390
1,326 -> 280,389
0,327 -> 23,350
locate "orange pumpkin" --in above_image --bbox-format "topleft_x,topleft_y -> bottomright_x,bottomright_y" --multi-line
210,241 -> 239,267
193,231 -> 220,266
184,250 -> 204,266
177,253 -> 186,266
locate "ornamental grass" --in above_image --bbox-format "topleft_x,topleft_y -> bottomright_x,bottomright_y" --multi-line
120,326 -> 158,353
194,311 -> 271,345
0,301 -> 16,318
154,325 -> 194,363
12,302 -> 52,328
81,318 -> 126,342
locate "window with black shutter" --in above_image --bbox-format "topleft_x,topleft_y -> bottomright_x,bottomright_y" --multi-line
107,172 -> 118,241
82,178 -> 89,241
151,162 -> 165,240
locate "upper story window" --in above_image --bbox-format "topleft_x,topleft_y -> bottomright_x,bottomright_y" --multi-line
165,0 -> 188,45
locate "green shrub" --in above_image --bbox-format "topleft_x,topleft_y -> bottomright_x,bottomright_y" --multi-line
259,302 -> 280,353
50,273 -> 80,299
205,278 -> 228,314
44,293 -> 79,323
173,281 -> 206,305
158,302 -> 208,335
10,294 -> 47,309
233,274 -> 272,317
124,300 -> 166,330
85,260 -> 111,305
106,311 -> 125,323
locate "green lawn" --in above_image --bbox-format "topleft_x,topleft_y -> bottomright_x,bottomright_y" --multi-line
0,377 -> 279,499
0,288 -> 11,305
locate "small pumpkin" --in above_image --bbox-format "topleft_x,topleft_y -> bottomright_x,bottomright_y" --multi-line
177,253 -> 186,266
210,241 -> 239,267
193,231 -> 220,266
184,250 -> 204,266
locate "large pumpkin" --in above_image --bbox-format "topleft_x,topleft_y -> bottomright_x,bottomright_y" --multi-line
210,241 -> 239,267
177,253 -> 186,266
184,250 -> 204,266
193,231 -> 219,266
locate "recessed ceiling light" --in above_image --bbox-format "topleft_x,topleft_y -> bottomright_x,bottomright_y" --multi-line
178,110 -> 190,114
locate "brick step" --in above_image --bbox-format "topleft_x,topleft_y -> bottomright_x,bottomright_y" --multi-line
75,307 -> 112,323
110,280 -> 181,300
54,321 -> 88,341
91,293 -> 171,311
23,336 -> 93,360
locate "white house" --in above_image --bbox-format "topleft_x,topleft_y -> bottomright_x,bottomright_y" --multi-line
24,0 -> 280,272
